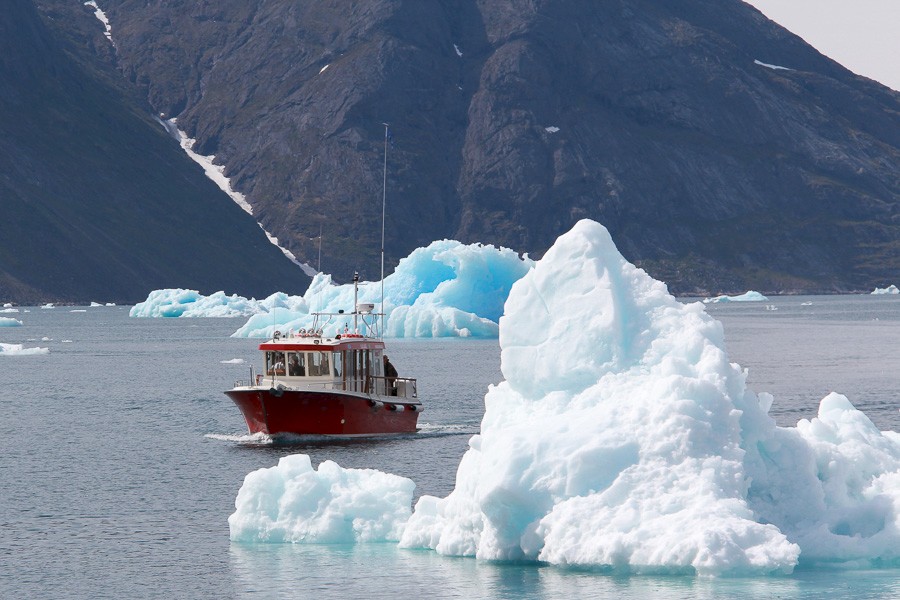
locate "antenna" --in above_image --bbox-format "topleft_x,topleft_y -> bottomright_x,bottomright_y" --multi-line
381,122 -> 389,339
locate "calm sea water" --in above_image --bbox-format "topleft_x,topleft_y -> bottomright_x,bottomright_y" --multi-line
1,295 -> 898,599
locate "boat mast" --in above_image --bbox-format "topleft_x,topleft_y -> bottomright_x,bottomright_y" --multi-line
381,123 -> 388,339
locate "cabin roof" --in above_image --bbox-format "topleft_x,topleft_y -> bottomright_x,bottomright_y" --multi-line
258,335 -> 385,352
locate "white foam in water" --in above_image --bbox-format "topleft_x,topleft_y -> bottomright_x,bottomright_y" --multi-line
205,432 -> 274,445
132,240 -> 533,338
230,219 -> 900,576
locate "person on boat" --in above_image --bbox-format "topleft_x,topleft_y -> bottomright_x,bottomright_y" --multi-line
383,355 -> 398,396
289,354 -> 304,376
269,353 -> 285,376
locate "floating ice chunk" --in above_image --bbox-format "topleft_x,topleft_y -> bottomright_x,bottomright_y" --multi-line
229,454 -> 415,544
454,44 -> 463,57
0,317 -> 23,327
545,126 -> 560,133
704,291 -> 768,303
130,289 -> 305,318
872,285 -> 899,295
0,308 -> 19,313
221,358 -> 245,364
0,342 -> 49,356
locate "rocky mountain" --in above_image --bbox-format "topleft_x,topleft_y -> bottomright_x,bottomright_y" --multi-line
12,0 -> 900,298
0,0 -> 309,304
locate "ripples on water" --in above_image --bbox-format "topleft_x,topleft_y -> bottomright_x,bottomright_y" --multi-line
0,296 -> 897,598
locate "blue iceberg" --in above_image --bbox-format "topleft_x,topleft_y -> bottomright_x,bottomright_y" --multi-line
131,240 -> 533,338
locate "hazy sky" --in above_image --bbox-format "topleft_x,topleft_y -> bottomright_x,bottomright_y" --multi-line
745,0 -> 900,91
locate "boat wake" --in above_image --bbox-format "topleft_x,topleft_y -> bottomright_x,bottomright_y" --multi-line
205,423 -> 478,446
415,423 -> 480,437
205,432 -> 275,445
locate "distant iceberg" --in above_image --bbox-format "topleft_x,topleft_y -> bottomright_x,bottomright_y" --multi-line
132,240 -> 534,338
231,219 -> 900,576
130,289 -> 304,318
0,317 -> 23,327
871,285 -> 899,295
704,290 -> 769,303
0,342 -> 49,356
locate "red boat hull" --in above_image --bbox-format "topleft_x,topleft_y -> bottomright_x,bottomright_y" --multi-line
225,388 -> 420,436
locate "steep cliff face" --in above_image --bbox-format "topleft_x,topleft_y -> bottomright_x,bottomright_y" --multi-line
0,0 -> 309,304
29,0 -> 900,294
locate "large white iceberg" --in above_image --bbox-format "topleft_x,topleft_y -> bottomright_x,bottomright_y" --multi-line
230,220 -> 900,576
0,317 -> 23,327
132,240 -> 533,338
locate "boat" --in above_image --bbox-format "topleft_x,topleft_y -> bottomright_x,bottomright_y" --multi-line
225,274 -> 422,436
227,124 -> 421,436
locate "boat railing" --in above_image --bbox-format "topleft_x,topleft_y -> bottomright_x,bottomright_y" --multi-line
370,375 -> 418,399
233,375 -> 417,399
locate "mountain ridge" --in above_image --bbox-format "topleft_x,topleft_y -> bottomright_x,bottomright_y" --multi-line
5,0 -> 900,301
0,0 -> 310,304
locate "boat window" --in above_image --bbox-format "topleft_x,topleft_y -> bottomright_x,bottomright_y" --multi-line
308,351 -> 331,377
288,352 -> 305,376
332,352 -> 342,378
266,351 -> 286,376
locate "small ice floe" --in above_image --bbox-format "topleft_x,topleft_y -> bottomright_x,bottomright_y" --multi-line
70,310 -> 87,313
453,44 -> 463,57
0,317 -> 23,327
0,343 -> 50,356
765,304 -> 778,311
62,340 -> 74,343
0,308 -> 18,313
319,64 -> 330,74
41,337 -> 52,342
800,301 -> 813,306
221,358 -> 245,364
545,126 -> 560,133
871,284 -> 899,295
41,303 -> 55,309
106,303 -> 116,307
754,59 -> 793,71
704,291 -> 768,303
